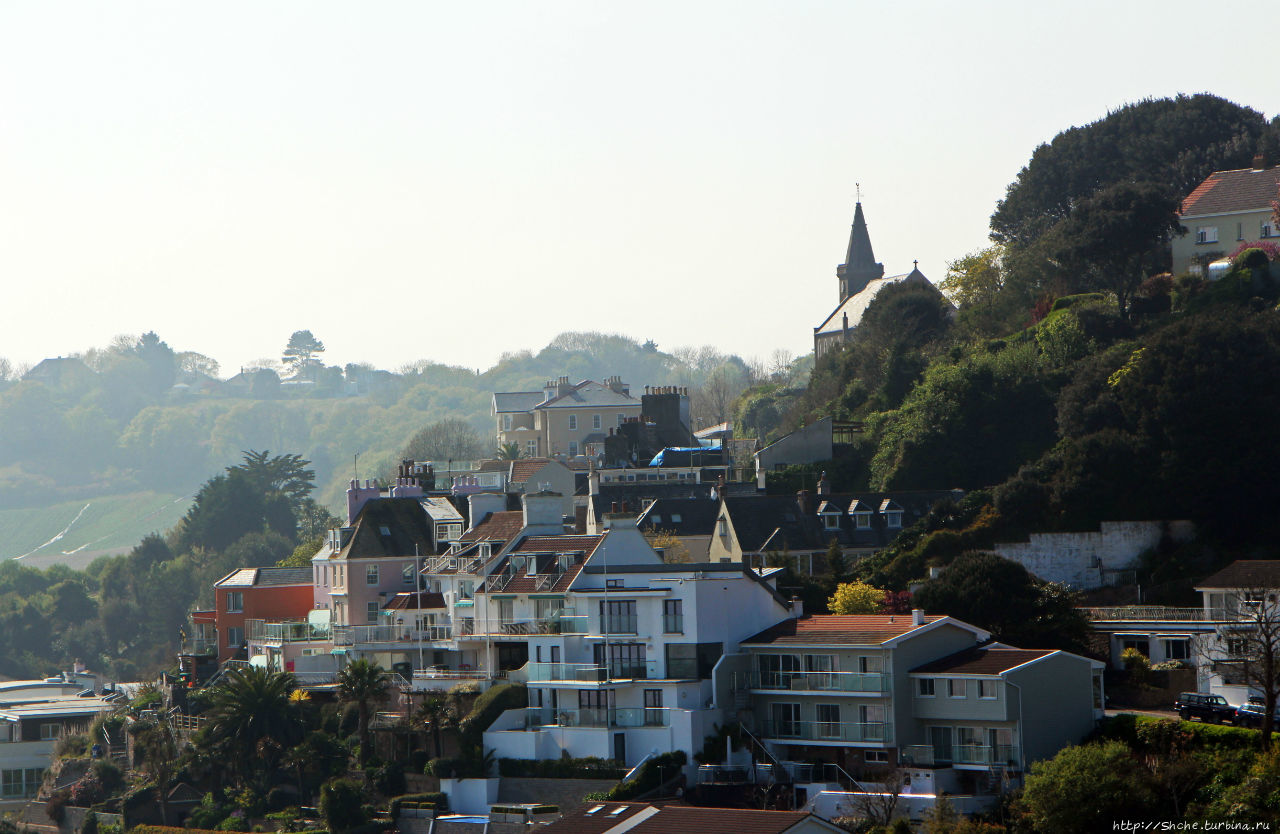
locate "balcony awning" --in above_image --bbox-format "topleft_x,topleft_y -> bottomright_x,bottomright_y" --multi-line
330,648 -> 348,655
454,600 -> 474,607
529,595 -> 565,600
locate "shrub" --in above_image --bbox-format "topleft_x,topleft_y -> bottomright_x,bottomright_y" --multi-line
387,793 -> 448,820
57,733 -> 92,758
80,811 -> 99,834
369,761 -> 405,798
497,756 -> 626,780
69,774 -> 105,807
89,760 -> 124,795
603,751 -> 687,800
47,791 -> 70,823
187,793 -> 229,830
1121,647 -> 1150,684
319,779 -> 366,834
458,683 -> 526,746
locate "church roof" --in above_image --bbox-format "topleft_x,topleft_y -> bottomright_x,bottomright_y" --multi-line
844,201 -> 880,271
815,267 -> 932,335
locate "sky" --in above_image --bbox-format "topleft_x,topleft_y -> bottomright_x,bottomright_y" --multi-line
1,1 -> 1276,379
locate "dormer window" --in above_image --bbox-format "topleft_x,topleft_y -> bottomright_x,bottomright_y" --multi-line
822,513 -> 841,530
886,512 -> 903,529
852,512 -> 872,529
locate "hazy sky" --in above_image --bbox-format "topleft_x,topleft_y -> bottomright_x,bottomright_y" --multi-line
2,2 -> 1275,378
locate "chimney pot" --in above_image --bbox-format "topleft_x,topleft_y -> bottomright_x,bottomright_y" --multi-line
912,608 -> 924,626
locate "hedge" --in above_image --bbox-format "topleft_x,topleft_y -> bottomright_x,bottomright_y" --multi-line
458,683 -> 526,745
388,793 -> 448,819
498,757 -> 627,780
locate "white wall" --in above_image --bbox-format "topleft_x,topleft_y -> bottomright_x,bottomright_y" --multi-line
993,521 -> 1193,590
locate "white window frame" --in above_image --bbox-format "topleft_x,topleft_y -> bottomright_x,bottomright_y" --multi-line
822,513 -> 840,530
526,440 -> 538,457
864,750 -> 889,763
593,414 -> 602,430
568,415 -> 578,430
1263,220 -> 1276,239
1197,226 -> 1219,244
39,723 -> 61,741
502,414 -> 513,431
227,626 -> 244,648
367,601 -> 381,623
886,511 -> 903,529
852,512 -> 871,529
366,564 -> 379,585
402,563 -> 414,585
948,679 -> 967,699
978,679 -> 997,699
567,441 -> 578,456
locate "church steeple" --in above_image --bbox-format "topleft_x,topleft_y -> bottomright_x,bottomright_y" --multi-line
837,197 -> 885,302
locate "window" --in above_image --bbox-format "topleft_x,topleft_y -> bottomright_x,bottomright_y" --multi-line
402,564 -> 415,585
978,679 -> 997,699
40,723 -> 61,741
822,513 -> 840,530
769,702 -> 801,738
595,643 -> 647,679
859,655 -> 883,674
568,415 -> 578,430
227,626 -> 244,648
865,750 -> 889,763
1264,220 -> 1276,239
498,598 -> 515,624
663,599 -> 684,633
817,703 -> 841,738
852,512 -> 871,529
593,414 -> 602,429
502,414 -> 512,431
366,564 -> 379,585
459,580 -> 474,600
644,689 -> 664,725
617,413 -> 625,426
948,679 -> 967,698
1165,639 -> 1191,661
1197,226 -> 1219,244
225,591 -> 243,613
526,440 -> 538,457
671,513 -> 682,523
606,578 -> 624,588
601,600 -> 637,633
1238,221 -> 1245,241
367,601 -> 380,623
885,511 -> 903,529
567,441 -> 578,456
918,678 -> 936,697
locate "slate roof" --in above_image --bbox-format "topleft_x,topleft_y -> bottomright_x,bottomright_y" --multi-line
637,498 -> 721,536
494,391 -> 546,413
815,268 -> 937,335
336,498 -> 434,560
459,510 -> 525,543
1181,166 -> 1280,217
911,644 -> 1054,676
541,802 -> 833,834
1196,560 -> 1280,590
383,591 -> 447,611
588,483 -> 717,524
538,381 -> 638,409
216,567 -> 313,588
420,496 -> 463,522
741,614 -> 944,646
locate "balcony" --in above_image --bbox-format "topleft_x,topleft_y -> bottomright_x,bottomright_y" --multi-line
332,624 -> 452,646
458,612 -> 586,637
743,670 -> 888,695
900,744 -> 1020,769
526,659 -> 661,682
759,720 -> 893,744
179,638 -> 218,656
523,706 -> 669,729
247,619 -> 332,642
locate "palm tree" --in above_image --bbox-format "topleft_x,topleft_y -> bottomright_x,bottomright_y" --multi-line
203,666 -> 302,786
496,442 -> 521,460
415,693 -> 452,759
338,659 -> 389,765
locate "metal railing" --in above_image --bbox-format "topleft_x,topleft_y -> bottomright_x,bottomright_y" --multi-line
332,624 -> 452,645
526,659 -> 659,682
758,720 -> 893,743
742,670 -> 889,694
179,638 -> 218,655
1082,606 -> 1231,622
523,706 -> 670,729
457,613 -> 585,637
900,744 -> 1019,768
247,619 -> 332,642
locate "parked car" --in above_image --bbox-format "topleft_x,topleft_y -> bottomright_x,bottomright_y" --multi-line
1174,692 -> 1236,723
1233,698 -> 1280,729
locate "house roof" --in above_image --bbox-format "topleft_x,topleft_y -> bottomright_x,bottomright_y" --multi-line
510,534 -> 604,555
911,644 -> 1055,676
477,557 -> 585,594
510,458 -> 556,485
537,380 -> 639,410
541,802 -> 834,834
459,510 -> 525,543
494,391 -> 546,413
1196,560 -> 1280,590
419,496 -> 463,522
382,591 -> 447,611
215,567 -> 313,588
637,498 -> 721,536
1180,166 -> 1280,217
815,268 -> 934,335
587,483 -> 718,523
337,498 -> 434,560
741,614 -> 945,646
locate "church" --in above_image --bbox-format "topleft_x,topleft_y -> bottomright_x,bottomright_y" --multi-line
813,200 -> 936,359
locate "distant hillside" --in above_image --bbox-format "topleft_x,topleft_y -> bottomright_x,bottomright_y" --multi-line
0,490 -> 192,567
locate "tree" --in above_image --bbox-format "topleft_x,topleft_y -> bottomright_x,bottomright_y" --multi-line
203,667 -> 302,787
415,693 -> 452,759
826,539 -> 849,583
282,330 -> 325,378
496,442 -> 521,460
828,581 -> 885,615
338,659 -> 389,765
1041,181 -> 1184,317
130,715 -> 178,824
1019,741 -> 1158,834
319,778 -> 367,834
230,450 -> 317,506
1201,590 -> 1280,751
402,418 -> 485,462
914,552 -> 1090,653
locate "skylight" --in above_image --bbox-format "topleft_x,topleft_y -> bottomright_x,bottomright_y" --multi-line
585,806 -> 605,815
609,807 -> 627,816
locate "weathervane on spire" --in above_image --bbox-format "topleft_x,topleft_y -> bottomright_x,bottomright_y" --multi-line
856,183 -> 861,203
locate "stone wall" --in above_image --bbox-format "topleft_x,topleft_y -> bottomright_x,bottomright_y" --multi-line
495,777 -> 618,812
994,521 -> 1194,590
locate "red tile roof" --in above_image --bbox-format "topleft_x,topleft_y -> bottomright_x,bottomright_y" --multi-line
480,562 -> 583,594
911,644 -> 1054,676
510,535 -> 603,555
460,511 -> 524,543
741,614 -> 945,646
509,458 -> 554,484
541,803 -> 831,834
1181,166 -> 1280,217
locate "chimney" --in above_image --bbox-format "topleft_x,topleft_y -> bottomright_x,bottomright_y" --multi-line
796,489 -> 811,516
346,479 -> 382,525
912,608 -> 924,626
589,468 -> 601,496
467,492 -> 506,528
790,595 -> 803,619
816,471 -> 830,496
523,491 -> 564,533
1254,152 -> 1268,171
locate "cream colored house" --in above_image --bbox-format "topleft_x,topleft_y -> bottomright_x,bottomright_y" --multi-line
493,377 -> 642,459
1172,157 -> 1280,276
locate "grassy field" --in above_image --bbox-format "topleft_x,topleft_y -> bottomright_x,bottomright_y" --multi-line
0,490 -> 193,570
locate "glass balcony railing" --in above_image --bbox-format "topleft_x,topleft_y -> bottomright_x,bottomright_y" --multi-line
247,620 -> 332,642
179,638 -> 218,655
457,612 -> 586,637
602,615 -> 638,634
759,719 -> 893,743
523,706 -> 669,729
331,624 -> 452,646
526,659 -> 659,682
900,744 -> 1019,768
745,670 -> 889,694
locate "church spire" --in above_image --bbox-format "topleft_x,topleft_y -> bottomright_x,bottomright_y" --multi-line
836,196 -> 885,302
